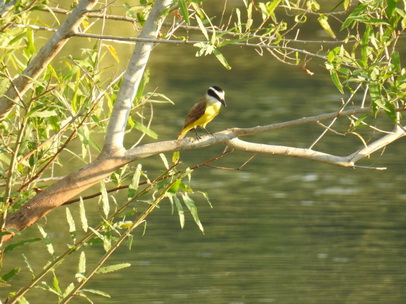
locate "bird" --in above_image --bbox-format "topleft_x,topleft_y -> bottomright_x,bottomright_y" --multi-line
177,86 -> 226,139
172,86 -> 226,163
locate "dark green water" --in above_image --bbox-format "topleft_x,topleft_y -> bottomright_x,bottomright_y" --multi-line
4,1 -> 406,303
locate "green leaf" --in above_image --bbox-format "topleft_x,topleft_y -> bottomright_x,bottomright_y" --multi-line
318,15 -> 336,39
391,51 -> 401,72
89,227 -> 111,252
26,27 -> 36,55
78,251 -> 86,275
181,193 -> 204,233
80,288 -> 111,298
100,182 -> 110,218
213,49 -> 231,70
128,164 -> 142,198
159,153 -> 169,169
341,3 -> 368,30
198,191 -> 213,208
66,207 -> 76,233
135,69 -> 150,104
352,114 -> 369,129
96,263 -> 131,274
22,254 -> 35,277
329,70 -> 344,94
4,238 -> 41,253
196,15 -> 209,40
0,153 -> 10,165
104,44 -> 119,63
37,226 -> 55,257
0,268 -> 21,282
178,0 -> 190,24
132,120 -> 158,139
172,195 -> 185,228
343,0 -> 351,10
79,197 -> 88,232
52,273 -> 62,294
28,109 -> 58,118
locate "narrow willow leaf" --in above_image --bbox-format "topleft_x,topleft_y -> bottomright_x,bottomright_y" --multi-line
267,0 -> 281,16
181,193 -> 204,233
196,15 -> 209,40
341,3 -> 368,30
79,197 -> 88,232
128,164 -> 142,198
173,195 -> 185,228
159,153 -> 169,169
258,2 -> 268,21
100,182 -> 110,218
213,49 -> 231,70
352,114 -> 369,129
37,226 -> 55,257
4,238 -> 41,253
329,70 -> 344,94
190,2 -> 204,19
80,288 -> 111,298
132,120 -> 158,139
22,254 -> 35,277
391,51 -> 401,72
104,44 -> 119,63
96,263 -> 131,274
178,0 -> 190,24
318,15 -> 336,39
136,69 -> 150,104
78,251 -> 86,275
235,8 -> 242,32
63,283 -> 75,298
0,153 -> 10,165
29,110 -> 58,118
65,207 -> 76,233
89,227 -> 111,252
53,273 -> 62,294
0,268 -> 21,282
198,191 -> 213,208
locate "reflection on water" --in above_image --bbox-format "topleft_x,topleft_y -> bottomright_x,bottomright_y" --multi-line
5,2 -> 406,303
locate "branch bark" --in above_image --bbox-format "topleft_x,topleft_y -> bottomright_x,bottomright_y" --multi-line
0,0 -> 98,120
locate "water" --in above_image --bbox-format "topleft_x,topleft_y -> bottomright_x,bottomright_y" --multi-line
4,1 -> 406,303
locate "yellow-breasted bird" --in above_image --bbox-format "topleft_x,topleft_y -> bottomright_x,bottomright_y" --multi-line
172,86 -> 226,163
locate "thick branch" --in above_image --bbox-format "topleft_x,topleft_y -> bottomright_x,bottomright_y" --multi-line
102,0 -> 172,153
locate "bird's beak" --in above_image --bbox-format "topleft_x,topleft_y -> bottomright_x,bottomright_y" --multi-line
221,99 -> 227,107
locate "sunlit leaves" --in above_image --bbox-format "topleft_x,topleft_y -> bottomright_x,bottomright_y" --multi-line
96,263 -> 131,274
318,15 -> 336,39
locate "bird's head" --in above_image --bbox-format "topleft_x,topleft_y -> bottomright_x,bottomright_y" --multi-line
207,86 -> 226,107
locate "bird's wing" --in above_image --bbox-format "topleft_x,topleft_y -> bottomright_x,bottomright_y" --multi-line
183,98 -> 206,128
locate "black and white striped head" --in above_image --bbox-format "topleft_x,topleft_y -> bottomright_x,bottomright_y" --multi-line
206,86 -> 226,107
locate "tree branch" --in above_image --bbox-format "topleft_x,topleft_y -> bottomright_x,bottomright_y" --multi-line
102,0 -> 172,153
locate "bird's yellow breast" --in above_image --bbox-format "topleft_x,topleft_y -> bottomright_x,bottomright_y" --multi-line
195,101 -> 221,128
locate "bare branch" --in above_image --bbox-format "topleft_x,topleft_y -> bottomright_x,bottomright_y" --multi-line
226,138 -> 355,167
